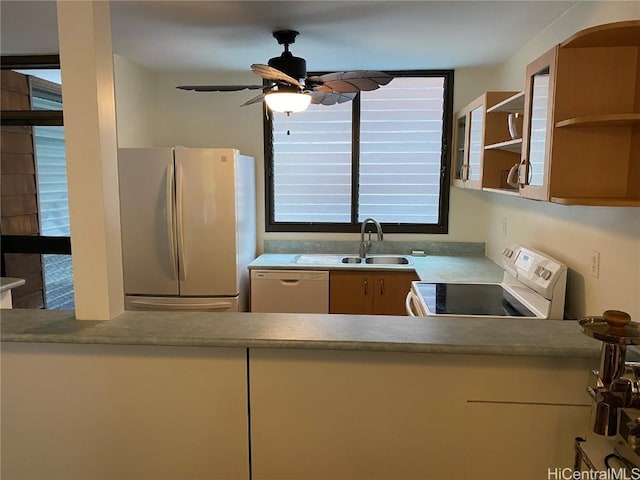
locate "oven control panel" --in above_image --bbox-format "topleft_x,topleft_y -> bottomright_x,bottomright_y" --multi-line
502,244 -> 567,300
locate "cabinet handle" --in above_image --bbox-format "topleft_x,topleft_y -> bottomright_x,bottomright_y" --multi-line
364,279 -> 368,296
380,278 -> 384,295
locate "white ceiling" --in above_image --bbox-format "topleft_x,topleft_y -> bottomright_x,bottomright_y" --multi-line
1,0 -> 579,72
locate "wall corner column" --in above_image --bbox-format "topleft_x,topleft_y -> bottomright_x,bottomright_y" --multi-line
56,1 -> 124,320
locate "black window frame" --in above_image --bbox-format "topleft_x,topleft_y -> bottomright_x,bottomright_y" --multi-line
263,69 -> 454,234
0,55 -> 71,278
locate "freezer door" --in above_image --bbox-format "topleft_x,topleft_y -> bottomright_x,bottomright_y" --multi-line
118,148 -> 179,295
125,296 -> 239,312
174,147 -> 239,296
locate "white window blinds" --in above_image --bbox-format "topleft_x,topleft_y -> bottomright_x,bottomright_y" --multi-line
32,83 -> 70,236
272,102 -> 352,222
271,75 -> 447,226
358,76 -> 444,223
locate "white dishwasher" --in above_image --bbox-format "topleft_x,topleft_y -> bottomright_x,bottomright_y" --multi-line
250,270 -> 329,313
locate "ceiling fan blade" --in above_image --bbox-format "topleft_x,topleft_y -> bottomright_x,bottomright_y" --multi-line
310,91 -> 357,106
308,71 -> 393,93
251,64 -> 304,88
177,85 -> 266,92
240,93 -> 266,107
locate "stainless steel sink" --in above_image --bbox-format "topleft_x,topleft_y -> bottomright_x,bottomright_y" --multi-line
294,254 -> 412,266
341,255 -> 411,265
341,256 -> 362,264
365,256 -> 411,265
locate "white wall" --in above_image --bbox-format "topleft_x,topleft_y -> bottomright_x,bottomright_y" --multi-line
482,2 -> 640,319
113,54 -> 156,147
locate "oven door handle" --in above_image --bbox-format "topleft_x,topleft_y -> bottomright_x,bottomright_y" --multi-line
406,291 -> 419,317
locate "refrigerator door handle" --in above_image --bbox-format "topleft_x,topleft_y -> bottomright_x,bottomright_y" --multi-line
166,164 -> 178,280
128,299 -> 234,311
176,163 -> 187,281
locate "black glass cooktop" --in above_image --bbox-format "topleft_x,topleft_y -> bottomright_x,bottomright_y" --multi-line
416,283 -> 536,317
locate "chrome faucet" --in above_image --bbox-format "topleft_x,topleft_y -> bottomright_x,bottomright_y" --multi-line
359,218 -> 383,258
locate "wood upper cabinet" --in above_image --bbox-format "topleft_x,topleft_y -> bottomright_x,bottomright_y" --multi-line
329,270 -> 418,315
519,45 -> 558,201
519,21 -> 640,206
452,91 -> 521,191
452,107 -> 468,188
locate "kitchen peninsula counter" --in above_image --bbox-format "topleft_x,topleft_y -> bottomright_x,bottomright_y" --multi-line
2,308 -> 599,479
1,308 -> 600,358
2,263 -> 602,480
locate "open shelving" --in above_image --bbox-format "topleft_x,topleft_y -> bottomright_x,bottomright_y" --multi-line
486,91 -> 525,114
555,113 -> 640,128
484,138 -> 522,153
481,91 -> 523,193
518,20 -> 640,206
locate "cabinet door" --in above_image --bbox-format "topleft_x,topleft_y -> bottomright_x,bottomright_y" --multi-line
465,96 -> 485,190
464,401 -> 589,480
250,349 -> 468,480
520,46 -> 557,200
329,271 -> 373,314
373,271 -> 419,315
452,109 -> 469,188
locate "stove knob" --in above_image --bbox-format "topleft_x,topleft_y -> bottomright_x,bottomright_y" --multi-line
542,269 -> 552,280
503,248 -> 513,258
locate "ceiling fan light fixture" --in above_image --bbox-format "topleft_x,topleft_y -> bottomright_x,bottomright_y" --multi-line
264,91 -> 311,114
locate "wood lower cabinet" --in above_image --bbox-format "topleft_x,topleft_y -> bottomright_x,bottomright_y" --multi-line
329,270 -> 418,315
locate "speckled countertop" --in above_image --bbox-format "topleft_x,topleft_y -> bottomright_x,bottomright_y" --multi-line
0,309 -> 600,357
0,255 -> 602,358
248,254 -> 505,283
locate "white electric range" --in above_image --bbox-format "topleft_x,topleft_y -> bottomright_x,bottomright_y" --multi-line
406,244 -> 568,319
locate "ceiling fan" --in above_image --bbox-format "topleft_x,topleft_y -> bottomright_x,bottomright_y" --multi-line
177,30 -> 393,114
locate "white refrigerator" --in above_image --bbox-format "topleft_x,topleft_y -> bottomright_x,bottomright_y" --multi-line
117,147 -> 255,312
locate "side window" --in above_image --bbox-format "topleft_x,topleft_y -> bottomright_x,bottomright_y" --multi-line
1,58 -> 74,309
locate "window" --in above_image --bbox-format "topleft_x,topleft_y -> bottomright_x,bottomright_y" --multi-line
265,70 -> 453,233
1,56 -> 74,310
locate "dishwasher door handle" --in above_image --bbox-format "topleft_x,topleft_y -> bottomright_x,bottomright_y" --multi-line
279,279 -> 301,285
